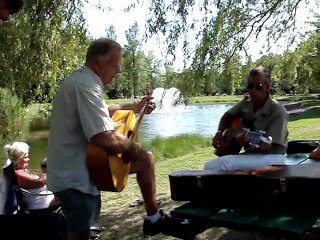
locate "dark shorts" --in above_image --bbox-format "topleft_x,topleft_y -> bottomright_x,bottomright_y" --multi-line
55,189 -> 101,233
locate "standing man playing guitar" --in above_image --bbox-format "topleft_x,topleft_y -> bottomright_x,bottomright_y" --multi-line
47,38 -> 186,240
205,66 -> 288,171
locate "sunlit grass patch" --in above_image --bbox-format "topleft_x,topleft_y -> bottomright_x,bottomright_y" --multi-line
143,134 -> 211,162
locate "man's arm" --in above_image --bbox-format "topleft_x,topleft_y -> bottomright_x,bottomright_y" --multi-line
216,98 -> 246,134
108,96 -> 155,117
255,139 -> 273,153
90,131 -> 148,163
217,112 -> 235,133
108,103 -> 138,117
212,111 -> 235,148
16,170 -> 46,189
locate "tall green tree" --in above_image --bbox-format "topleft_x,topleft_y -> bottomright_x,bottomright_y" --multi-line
0,0 -> 90,142
124,22 -> 142,98
296,18 -> 320,93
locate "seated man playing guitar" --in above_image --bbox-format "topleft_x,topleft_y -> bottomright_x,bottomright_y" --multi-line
205,66 -> 288,171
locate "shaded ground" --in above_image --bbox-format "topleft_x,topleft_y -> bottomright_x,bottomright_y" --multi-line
96,193 -> 283,240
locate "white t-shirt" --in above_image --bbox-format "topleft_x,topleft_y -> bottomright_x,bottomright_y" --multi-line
47,66 -> 115,195
22,185 -> 55,210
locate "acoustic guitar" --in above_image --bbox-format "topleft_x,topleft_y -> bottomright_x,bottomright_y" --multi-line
214,116 -> 272,156
214,116 -> 242,156
86,83 -> 152,192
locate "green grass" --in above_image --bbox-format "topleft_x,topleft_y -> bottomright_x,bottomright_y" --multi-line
189,95 -> 243,104
105,98 -> 137,105
142,134 -> 212,161
189,93 -> 320,105
288,107 -> 320,140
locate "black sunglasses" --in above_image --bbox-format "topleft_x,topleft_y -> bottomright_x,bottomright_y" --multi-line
247,82 -> 264,91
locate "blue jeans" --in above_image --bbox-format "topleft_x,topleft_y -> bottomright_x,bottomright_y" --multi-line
204,153 -> 286,171
55,189 -> 101,233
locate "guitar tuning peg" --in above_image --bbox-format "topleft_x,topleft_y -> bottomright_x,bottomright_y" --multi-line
146,82 -> 152,96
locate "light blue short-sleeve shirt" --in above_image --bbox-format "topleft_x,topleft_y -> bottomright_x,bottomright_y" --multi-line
46,66 -> 115,196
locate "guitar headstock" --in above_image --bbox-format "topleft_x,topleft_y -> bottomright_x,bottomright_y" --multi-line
137,82 -> 153,116
146,82 -> 152,97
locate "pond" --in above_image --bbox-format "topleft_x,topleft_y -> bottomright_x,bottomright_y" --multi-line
139,104 -> 231,141
0,104 -> 232,171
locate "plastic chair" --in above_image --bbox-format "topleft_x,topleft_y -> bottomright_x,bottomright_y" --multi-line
0,160 -> 67,240
0,160 -> 19,214
0,160 -> 61,214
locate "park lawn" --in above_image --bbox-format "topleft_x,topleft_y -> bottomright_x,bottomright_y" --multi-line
288,107 -> 320,140
20,95 -> 319,239
98,107 -> 320,240
190,95 -> 242,104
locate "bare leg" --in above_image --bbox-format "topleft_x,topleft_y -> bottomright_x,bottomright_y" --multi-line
49,198 -> 61,207
129,151 -> 158,216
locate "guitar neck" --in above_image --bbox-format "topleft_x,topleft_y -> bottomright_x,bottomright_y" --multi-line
129,112 -> 145,140
246,130 -> 272,146
129,83 -> 152,140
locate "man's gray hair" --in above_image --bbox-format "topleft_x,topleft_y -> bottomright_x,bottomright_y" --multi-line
248,66 -> 271,86
85,38 -> 122,63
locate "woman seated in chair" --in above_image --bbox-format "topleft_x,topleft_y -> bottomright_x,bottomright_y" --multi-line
4,141 -> 60,211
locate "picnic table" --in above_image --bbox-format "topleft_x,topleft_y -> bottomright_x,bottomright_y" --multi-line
164,140 -> 320,240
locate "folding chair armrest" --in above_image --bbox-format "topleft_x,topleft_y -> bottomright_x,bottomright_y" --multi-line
20,188 -> 54,196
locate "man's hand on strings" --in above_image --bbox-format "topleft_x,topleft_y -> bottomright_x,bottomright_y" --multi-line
212,131 -> 223,149
136,96 -> 155,114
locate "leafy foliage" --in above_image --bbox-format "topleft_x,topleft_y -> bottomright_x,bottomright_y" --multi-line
0,0 -> 90,142
145,0 -> 315,68
1,0 -> 320,143
140,0 -> 320,96
0,88 -> 25,143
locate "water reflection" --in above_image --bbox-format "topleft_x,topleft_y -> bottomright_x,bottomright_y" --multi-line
139,104 -> 231,141
0,104 -> 231,170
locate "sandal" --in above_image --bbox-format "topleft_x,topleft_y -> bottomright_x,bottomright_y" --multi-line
129,199 -> 144,207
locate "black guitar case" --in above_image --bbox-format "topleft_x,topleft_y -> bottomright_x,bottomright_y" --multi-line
169,140 -> 320,209
169,163 -> 320,209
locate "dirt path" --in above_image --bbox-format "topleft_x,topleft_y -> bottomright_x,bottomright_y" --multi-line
282,102 -> 314,114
